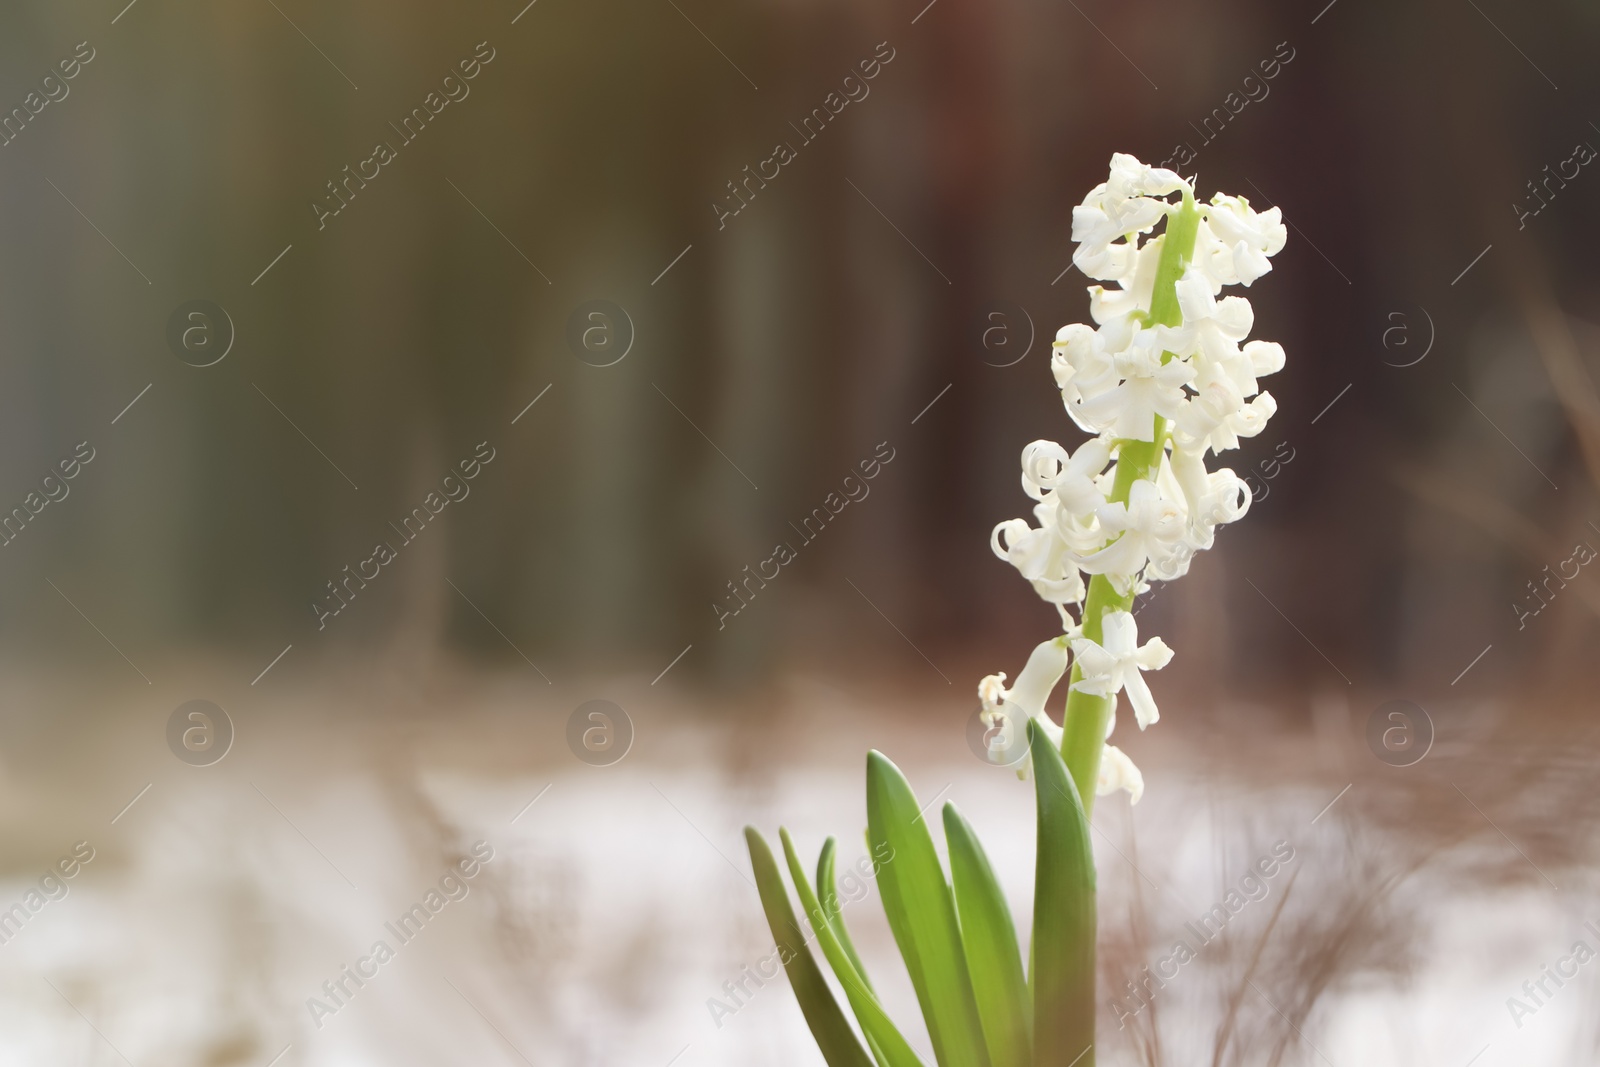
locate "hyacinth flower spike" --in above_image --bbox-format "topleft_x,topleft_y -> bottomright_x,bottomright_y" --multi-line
992,153 -> 1286,805
745,154 -> 1287,1067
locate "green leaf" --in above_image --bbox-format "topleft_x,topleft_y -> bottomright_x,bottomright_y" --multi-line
744,827 -> 875,1067
865,750 -> 992,1067
781,829 -> 929,1067
943,802 -> 1031,1067
1028,720 -> 1097,1067
818,837 -> 875,992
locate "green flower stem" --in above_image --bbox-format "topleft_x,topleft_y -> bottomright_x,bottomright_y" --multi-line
1059,189 -> 1199,816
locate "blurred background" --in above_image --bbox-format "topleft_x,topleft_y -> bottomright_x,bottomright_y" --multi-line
0,0 -> 1598,1063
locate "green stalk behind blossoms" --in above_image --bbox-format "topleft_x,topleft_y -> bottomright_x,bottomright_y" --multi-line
1058,190 -> 1200,815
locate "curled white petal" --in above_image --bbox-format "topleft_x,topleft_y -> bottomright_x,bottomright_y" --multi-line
1097,743 -> 1145,804
1244,338 -> 1286,381
991,518 -> 1033,562
978,672 -> 1008,714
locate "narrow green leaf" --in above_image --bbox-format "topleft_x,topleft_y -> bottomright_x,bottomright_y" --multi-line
1028,720 -> 1097,1067
818,837 -> 875,992
865,750 -> 992,1067
819,839 -> 894,1067
744,827 -> 875,1067
781,829 -> 929,1067
943,802 -> 1031,1067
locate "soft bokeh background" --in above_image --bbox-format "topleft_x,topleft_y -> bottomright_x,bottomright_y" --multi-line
0,0 -> 1598,1064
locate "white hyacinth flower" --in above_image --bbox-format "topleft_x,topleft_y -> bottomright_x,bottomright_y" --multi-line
978,638 -> 1071,777
1070,611 -> 1173,728
1073,335 -> 1196,442
1202,193 -> 1288,286
1078,479 -> 1186,584
1070,154 -> 1185,280
981,153 -> 1286,808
